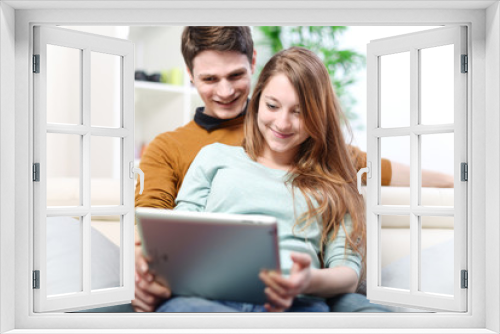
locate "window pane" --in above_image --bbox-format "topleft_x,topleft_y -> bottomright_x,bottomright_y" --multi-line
421,133 -> 454,205
380,52 -> 410,128
47,133 -> 81,207
380,215 -> 410,291
91,136 -> 121,206
420,45 -> 454,125
420,216 -> 454,295
91,52 -> 121,128
47,44 -> 81,125
91,215 -> 121,290
381,136 -> 410,205
46,216 -> 82,296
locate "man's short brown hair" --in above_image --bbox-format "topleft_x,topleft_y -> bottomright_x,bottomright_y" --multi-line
181,26 -> 254,74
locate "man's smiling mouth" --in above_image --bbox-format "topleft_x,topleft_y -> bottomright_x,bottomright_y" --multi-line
215,97 -> 239,107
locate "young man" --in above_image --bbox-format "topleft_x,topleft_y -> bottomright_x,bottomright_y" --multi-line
133,27 -> 260,312
132,26 -> 450,312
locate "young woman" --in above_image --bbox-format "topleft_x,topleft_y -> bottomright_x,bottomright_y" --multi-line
156,47 -> 366,313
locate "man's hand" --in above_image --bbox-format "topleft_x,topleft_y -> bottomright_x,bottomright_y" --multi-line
132,235 -> 171,312
259,252 -> 312,312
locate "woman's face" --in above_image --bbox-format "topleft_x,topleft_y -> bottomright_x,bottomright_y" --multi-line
257,73 -> 310,164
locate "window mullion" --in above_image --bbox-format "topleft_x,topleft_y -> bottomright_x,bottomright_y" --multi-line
82,47 -> 91,295
410,47 -> 420,295
46,124 -> 89,135
46,206 -> 129,216
45,124 -> 131,138
122,51 -> 135,292
373,206 -> 454,216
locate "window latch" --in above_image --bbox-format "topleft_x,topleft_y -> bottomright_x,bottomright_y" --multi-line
130,161 -> 144,195
357,162 -> 371,195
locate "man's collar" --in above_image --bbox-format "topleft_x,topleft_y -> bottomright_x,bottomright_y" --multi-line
194,100 -> 248,131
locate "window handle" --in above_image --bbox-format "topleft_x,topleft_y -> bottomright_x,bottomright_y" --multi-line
357,162 -> 371,195
130,162 -> 144,195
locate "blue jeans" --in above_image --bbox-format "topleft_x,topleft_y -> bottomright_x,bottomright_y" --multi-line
77,293 -> 390,313
328,293 -> 390,312
156,296 -> 329,312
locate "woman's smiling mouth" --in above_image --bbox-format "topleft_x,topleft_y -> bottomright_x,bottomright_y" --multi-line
271,128 -> 293,139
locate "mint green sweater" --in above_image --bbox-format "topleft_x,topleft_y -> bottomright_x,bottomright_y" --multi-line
174,143 -> 361,277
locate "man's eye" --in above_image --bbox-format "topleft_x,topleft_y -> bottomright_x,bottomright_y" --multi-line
230,73 -> 243,79
203,77 -> 215,82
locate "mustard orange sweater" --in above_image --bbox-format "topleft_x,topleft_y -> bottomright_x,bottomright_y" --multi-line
135,115 -> 391,209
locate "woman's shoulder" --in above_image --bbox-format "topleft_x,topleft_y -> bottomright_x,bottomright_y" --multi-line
191,144 -> 247,173
193,143 -> 244,165
199,143 -> 243,156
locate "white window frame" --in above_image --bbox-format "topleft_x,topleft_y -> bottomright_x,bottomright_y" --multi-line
366,26 -> 468,312
1,1 -> 499,333
32,25 -> 136,312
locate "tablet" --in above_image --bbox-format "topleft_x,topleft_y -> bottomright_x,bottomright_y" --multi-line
135,207 -> 280,305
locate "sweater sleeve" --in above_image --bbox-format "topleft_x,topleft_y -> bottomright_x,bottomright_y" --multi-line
174,145 -> 216,212
348,145 -> 392,186
322,215 -> 362,278
134,134 -> 180,209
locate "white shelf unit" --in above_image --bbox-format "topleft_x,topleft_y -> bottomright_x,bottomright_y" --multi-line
134,80 -> 186,94
127,26 -> 203,156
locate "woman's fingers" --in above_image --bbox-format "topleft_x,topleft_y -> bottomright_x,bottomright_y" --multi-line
264,287 -> 293,310
259,271 -> 289,296
260,270 -> 302,297
260,271 -> 293,309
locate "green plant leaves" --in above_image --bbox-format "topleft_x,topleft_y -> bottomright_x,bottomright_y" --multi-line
255,26 -> 365,124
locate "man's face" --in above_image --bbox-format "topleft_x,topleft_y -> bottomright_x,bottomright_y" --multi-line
188,50 -> 256,119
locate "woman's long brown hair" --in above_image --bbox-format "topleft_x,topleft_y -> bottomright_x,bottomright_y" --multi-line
243,47 -> 366,278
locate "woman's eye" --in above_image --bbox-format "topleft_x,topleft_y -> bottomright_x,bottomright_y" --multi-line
293,110 -> 301,114
267,103 -> 277,110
